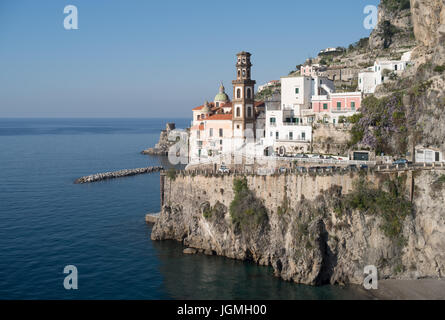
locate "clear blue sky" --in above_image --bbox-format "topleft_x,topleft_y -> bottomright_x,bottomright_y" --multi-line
0,0 -> 379,118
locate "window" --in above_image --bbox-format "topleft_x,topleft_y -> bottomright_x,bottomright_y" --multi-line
236,107 -> 240,117
238,69 -> 240,77
276,132 -> 279,139
270,117 -> 276,124
295,88 -> 299,94
197,115 -> 200,120
219,128 -> 223,137
236,125 -> 240,129
302,132 -> 306,140
247,88 -> 252,99
351,102 -> 356,110
247,106 -> 252,118
242,69 -> 246,77
337,102 -> 341,110
270,131 -> 273,137
220,140 -> 223,145
215,102 -> 219,107
333,119 -> 336,124
323,103 -> 328,110
394,65 -> 398,71
209,128 -> 213,137
237,88 -> 241,99
289,132 -> 293,140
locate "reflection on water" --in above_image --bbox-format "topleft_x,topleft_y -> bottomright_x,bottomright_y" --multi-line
151,238 -> 370,300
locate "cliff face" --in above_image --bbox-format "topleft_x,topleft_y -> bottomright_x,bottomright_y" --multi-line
151,171 -> 445,285
411,0 -> 445,49
369,1 -> 416,50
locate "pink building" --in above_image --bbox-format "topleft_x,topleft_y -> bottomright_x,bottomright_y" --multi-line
310,92 -> 362,124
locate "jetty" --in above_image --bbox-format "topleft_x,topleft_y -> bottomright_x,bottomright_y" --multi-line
74,166 -> 163,184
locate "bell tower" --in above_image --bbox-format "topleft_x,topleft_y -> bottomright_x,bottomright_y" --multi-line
232,51 -> 256,139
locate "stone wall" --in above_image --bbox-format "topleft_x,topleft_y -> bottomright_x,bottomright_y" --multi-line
312,123 -> 351,155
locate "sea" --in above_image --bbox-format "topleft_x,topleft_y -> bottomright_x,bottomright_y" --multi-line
0,118 -> 370,299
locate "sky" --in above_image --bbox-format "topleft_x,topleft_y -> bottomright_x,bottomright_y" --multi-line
0,0 -> 379,118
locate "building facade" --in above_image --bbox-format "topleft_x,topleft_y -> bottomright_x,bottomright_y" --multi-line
189,52 -> 265,162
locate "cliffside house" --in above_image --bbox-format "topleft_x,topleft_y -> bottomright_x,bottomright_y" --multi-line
358,51 -> 412,94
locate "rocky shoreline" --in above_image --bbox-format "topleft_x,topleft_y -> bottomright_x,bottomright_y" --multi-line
74,166 -> 163,184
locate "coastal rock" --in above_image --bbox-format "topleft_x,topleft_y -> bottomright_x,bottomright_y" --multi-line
183,248 -> 197,255
141,123 -> 189,156
151,171 -> 445,285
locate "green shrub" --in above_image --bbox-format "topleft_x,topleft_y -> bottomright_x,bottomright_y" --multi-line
230,177 -> 268,231
342,177 -> 412,243
167,168 -> 177,180
433,65 -> 445,73
382,0 -> 410,12
431,175 -> 445,192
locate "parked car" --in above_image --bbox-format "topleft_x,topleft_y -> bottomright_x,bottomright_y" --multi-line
218,165 -> 230,174
347,164 -> 358,170
393,159 -> 409,165
296,166 -> 307,172
279,167 -> 287,174
359,164 -> 369,170
295,154 -> 309,158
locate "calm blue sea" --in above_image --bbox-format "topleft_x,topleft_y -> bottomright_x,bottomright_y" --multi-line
0,118 -> 369,300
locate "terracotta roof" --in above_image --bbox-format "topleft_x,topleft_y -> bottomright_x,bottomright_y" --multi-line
193,101 -> 233,111
205,114 -> 233,121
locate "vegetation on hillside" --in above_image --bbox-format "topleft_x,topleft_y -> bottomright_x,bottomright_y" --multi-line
382,0 -> 411,12
255,84 -> 280,101
230,177 -> 268,232
348,94 -> 409,156
335,176 -> 411,245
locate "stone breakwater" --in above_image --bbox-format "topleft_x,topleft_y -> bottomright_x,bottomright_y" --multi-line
74,166 -> 163,184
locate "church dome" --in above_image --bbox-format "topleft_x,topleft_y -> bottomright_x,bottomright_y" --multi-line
214,82 -> 229,103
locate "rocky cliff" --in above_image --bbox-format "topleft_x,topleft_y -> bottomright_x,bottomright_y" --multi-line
369,0 -> 416,50
151,170 -> 445,285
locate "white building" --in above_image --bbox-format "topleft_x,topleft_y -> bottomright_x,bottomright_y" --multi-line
415,147 -> 443,163
358,52 -> 412,94
261,74 -> 362,156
